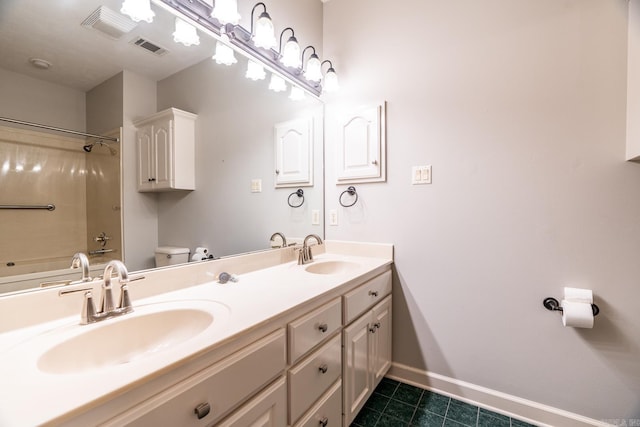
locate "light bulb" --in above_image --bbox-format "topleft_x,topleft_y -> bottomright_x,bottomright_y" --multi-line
268,74 -> 287,92
289,86 -> 305,101
211,0 -> 240,25
280,37 -> 301,68
173,18 -> 200,47
120,0 -> 154,23
323,68 -> 339,92
212,34 -> 237,65
246,60 -> 266,80
304,54 -> 322,82
252,12 -> 276,49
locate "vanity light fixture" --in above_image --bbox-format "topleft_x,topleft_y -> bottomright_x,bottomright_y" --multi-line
278,28 -> 301,68
250,3 -> 276,50
246,59 -> 266,80
173,17 -> 200,46
120,0 -> 155,23
268,73 -> 287,92
212,33 -> 237,65
211,0 -> 240,25
301,46 -> 322,82
289,86 -> 305,101
321,60 -> 339,92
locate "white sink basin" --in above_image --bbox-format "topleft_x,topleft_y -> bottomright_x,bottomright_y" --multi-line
304,260 -> 360,275
37,301 -> 227,374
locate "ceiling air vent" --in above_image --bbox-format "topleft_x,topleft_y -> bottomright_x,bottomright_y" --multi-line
130,37 -> 169,56
81,6 -> 137,40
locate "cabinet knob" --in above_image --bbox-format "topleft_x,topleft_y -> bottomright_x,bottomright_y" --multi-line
368,290 -> 379,297
369,326 -> 377,333
275,169 -> 280,174
318,323 -> 328,333
194,402 -> 211,420
371,160 -> 378,165
318,364 -> 328,374
148,178 -> 156,182
374,322 -> 381,329
319,416 -> 329,427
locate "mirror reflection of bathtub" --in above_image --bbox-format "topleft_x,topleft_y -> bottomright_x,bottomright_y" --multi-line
0,0 -> 324,294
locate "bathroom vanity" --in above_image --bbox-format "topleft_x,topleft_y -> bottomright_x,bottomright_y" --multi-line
0,241 -> 392,426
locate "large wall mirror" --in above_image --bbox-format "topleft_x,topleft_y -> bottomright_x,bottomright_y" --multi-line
0,0 -> 324,294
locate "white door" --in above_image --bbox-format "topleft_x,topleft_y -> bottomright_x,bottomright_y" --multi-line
343,312 -> 372,426
136,125 -> 154,191
153,119 -> 173,189
371,296 -> 392,386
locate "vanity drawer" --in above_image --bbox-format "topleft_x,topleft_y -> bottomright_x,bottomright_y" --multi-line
293,379 -> 342,427
288,333 -> 342,425
344,270 -> 392,324
107,329 -> 286,426
288,297 -> 341,364
217,377 -> 287,427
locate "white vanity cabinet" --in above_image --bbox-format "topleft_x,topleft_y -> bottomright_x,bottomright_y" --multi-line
134,107 -> 197,192
103,329 -> 286,426
343,271 -> 393,426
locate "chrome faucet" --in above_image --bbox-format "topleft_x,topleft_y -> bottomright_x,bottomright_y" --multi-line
269,232 -> 288,248
59,260 -> 144,324
70,252 -> 92,282
298,234 -> 323,265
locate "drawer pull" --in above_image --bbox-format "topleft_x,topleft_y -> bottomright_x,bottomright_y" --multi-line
194,402 -> 211,420
319,416 -> 329,426
368,290 -> 379,297
318,363 -> 329,374
318,323 -> 328,333
374,322 -> 381,329
369,325 -> 377,333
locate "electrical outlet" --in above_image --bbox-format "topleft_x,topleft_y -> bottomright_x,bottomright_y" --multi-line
329,209 -> 338,226
250,179 -> 262,192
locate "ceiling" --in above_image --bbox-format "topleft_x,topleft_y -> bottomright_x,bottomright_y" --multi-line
0,0 -> 215,92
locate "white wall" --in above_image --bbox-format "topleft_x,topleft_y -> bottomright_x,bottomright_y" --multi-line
0,67 -> 85,131
323,0 -> 640,422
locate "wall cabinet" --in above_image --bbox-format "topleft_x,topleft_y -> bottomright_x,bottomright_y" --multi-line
134,108 -> 197,192
274,117 -> 314,187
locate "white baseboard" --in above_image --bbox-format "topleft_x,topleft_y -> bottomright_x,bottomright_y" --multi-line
387,362 -> 609,427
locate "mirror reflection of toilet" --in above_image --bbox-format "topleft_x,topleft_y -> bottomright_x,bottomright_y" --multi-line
154,246 -> 190,268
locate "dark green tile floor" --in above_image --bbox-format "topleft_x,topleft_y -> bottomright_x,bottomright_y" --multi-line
351,378 -> 539,427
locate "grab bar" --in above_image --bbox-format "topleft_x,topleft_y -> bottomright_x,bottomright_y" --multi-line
0,204 -> 55,211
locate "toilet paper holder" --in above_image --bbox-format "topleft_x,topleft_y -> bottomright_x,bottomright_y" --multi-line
543,297 -> 600,317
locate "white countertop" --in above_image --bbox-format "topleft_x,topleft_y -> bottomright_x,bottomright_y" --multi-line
0,247 -> 392,426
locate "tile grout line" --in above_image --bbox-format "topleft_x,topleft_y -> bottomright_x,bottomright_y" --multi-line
408,389 -> 425,426
441,397 -> 451,427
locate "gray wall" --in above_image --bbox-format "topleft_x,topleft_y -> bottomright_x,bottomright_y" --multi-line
323,0 -> 640,421
0,67 -> 85,131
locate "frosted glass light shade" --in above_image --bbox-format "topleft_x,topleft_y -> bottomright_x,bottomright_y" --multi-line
268,74 -> 287,92
253,12 -> 276,49
323,69 -> 339,92
211,0 -> 240,25
289,86 -> 305,101
304,54 -> 322,82
280,37 -> 301,68
246,60 -> 266,80
120,0 -> 155,23
212,35 -> 237,65
173,18 -> 200,46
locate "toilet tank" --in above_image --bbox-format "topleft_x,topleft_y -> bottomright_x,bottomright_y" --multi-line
155,246 -> 190,267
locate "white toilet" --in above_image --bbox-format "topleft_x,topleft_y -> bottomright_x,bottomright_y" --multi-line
154,246 -> 190,268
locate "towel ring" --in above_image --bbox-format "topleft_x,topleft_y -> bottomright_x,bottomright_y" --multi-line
339,186 -> 358,208
288,189 -> 304,208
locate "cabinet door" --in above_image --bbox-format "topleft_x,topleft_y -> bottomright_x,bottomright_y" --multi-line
343,312 -> 372,426
217,377 -> 287,427
136,125 -> 154,191
274,117 -> 312,187
371,296 -> 392,386
153,118 -> 173,189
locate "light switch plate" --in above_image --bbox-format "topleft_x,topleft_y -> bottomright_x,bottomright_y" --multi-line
311,210 -> 320,225
329,209 -> 338,226
411,165 -> 432,185
250,179 -> 262,192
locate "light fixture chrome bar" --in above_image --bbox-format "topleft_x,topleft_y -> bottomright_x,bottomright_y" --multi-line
0,204 -> 56,211
0,117 -> 119,142
154,0 -> 322,97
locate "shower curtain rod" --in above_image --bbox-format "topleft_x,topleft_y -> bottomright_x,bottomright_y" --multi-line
0,117 -> 119,142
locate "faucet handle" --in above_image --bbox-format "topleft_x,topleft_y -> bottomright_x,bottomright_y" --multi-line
118,284 -> 134,313
59,287 -> 97,325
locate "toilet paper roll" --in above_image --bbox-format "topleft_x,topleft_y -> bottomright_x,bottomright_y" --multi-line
564,287 -> 593,303
561,300 -> 594,328
194,247 -> 208,255
191,253 -> 207,262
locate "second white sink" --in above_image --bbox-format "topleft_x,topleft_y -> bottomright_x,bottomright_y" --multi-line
304,260 -> 360,275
